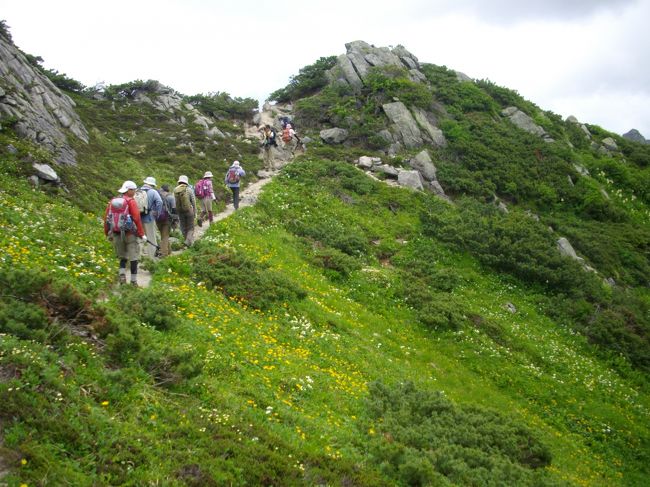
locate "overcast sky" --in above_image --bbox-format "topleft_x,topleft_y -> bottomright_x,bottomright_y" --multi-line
2,0 -> 649,137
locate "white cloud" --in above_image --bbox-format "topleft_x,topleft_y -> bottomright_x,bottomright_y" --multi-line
1,0 -> 649,137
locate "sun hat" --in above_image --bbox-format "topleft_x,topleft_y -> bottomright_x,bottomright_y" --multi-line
118,180 -> 137,193
203,171 -> 213,178
143,176 -> 157,187
232,161 -> 240,167
178,175 -> 189,184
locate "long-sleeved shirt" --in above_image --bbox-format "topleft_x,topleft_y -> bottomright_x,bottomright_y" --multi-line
104,195 -> 145,237
139,184 -> 163,223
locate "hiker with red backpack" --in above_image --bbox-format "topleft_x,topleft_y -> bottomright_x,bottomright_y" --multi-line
194,171 -> 216,226
224,161 -> 246,210
104,180 -> 146,286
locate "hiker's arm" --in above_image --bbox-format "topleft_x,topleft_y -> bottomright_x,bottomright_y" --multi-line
103,204 -> 110,235
129,199 -> 145,237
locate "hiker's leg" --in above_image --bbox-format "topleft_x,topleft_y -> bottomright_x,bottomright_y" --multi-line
157,221 -> 170,257
143,221 -> 157,259
118,258 -> 127,283
125,234 -> 140,283
204,198 -> 213,224
232,187 -> 240,210
130,260 -> 138,284
208,211 -> 213,224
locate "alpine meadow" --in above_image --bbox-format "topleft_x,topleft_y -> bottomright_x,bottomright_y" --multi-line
0,22 -> 649,487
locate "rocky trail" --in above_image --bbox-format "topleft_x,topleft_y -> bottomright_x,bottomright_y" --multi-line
136,103 -> 294,289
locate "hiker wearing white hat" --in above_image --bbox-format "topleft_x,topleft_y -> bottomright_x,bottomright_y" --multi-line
194,170 -> 216,226
225,161 -> 246,210
104,180 -> 146,286
173,175 -> 196,247
138,176 -> 163,259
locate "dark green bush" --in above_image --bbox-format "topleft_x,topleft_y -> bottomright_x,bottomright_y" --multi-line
185,92 -> 257,121
310,244 -> 362,280
270,56 -> 337,102
363,382 -> 555,486
117,287 -> 179,331
192,246 -> 306,310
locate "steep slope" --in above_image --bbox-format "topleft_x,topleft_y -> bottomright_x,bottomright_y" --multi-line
1,33 -> 649,486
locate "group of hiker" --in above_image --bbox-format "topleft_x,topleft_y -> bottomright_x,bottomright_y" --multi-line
104,161 -> 245,286
261,116 -> 301,170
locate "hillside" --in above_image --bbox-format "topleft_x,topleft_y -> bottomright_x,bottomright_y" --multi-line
1,30 -> 649,486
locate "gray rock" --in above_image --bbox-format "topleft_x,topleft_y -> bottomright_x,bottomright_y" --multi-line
397,170 -> 424,190
320,127 -> 349,144
573,163 -> 589,176
505,302 -> 517,314
408,69 -> 427,83
371,164 -> 399,178
336,54 -> 363,91
497,201 -> 509,213
412,107 -> 447,147
7,144 -> 17,154
0,36 -> 88,164
454,71 -> 472,82
357,156 -> 374,169
32,163 -> 59,182
557,237 -> 579,260
0,86 -> 5,97
502,107 -> 547,138
378,129 -> 394,143
567,175 -> 574,186
383,102 -> 423,149
601,137 -> 618,151
428,180 -> 448,199
604,277 -> 616,287
409,150 -> 437,181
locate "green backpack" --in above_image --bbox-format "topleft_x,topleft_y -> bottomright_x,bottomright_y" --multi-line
174,184 -> 192,212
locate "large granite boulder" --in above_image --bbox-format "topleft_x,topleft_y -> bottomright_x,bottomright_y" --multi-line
397,170 -> 424,191
409,150 -> 437,181
411,107 -> 447,147
502,107 -> 553,142
601,137 -> 618,151
320,127 -> 349,144
382,102 -> 423,149
557,237 -> 579,260
0,36 -> 88,164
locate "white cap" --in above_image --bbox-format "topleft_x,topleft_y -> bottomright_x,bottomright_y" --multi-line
178,175 -> 189,184
143,176 -> 157,187
203,171 -> 213,178
118,180 -> 137,193
232,160 -> 240,167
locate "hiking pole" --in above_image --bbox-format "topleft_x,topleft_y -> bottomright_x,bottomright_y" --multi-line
142,239 -> 160,250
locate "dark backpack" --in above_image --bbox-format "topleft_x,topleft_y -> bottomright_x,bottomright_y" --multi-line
227,167 -> 240,184
106,197 -> 135,234
156,191 -> 173,222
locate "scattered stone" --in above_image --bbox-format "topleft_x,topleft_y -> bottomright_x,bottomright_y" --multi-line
573,163 -> 589,177
397,170 -> 424,191
370,164 -> 399,178
505,302 -> 517,314
604,277 -> 616,287
357,156 -> 374,169
501,106 -> 553,141
409,150 -> 437,181
6,144 -> 17,154
32,163 -> 59,182
320,128 -> 349,144
601,137 -> 618,151
557,237 -> 579,260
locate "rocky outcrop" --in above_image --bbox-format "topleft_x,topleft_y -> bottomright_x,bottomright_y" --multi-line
566,115 -> 591,139
397,170 -> 425,191
0,35 -> 88,165
502,107 -> 553,142
320,127 -> 349,144
383,102 -> 423,149
622,128 -> 648,144
409,150 -> 437,181
329,41 -> 424,92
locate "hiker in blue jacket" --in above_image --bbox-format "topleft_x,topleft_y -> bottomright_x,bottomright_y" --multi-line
224,161 -> 246,210
140,176 -> 163,258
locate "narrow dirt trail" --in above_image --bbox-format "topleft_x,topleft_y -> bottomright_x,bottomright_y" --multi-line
137,103 -> 293,288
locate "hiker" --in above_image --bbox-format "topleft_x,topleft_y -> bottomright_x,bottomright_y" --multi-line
173,175 -> 196,247
104,180 -> 146,286
156,184 -> 177,257
261,124 -> 277,171
194,171 -> 216,226
224,161 -> 246,210
137,177 -> 163,259
281,122 -> 299,153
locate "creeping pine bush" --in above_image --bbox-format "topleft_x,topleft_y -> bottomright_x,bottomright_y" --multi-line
363,382 -> 555,486
192,245 -> 306,310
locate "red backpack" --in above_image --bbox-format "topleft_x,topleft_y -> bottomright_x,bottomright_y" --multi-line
282,126 -> 292,143
195,178 -> 209,198
227,167 -> 240,184
106,196 -> 135,234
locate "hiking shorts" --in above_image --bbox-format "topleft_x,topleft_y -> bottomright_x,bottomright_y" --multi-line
199,197 -> 213,213
111,233 -> 139,261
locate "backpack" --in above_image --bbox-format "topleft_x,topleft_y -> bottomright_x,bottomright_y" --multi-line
174,185 -> 193,212
194,178 -> 209,199
281,126 -> 292,143
280,116 -> 294,130
156,191 -> 172,222
227,167 -> 240,184
133,188 -> 149,215
106,197 -> 135,234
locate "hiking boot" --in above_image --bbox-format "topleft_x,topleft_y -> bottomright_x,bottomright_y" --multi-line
197,217 -> 203,227
119,274 -> 127,285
